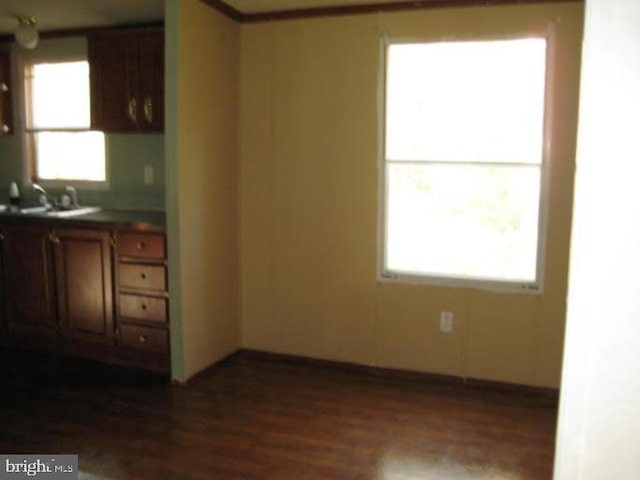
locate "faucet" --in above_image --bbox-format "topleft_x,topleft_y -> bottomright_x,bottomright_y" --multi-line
32,183 -> 57,210
65,186 -> 79,209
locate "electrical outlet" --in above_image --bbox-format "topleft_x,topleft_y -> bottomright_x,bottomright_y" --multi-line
144,165 -> 154,185
440,311 -> 454,333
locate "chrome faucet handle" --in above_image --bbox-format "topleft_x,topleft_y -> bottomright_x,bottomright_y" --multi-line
32,183 -> 54,210
64,186 -> 79,208
32,183 -> 47,197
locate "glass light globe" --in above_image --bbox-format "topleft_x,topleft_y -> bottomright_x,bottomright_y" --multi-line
15,18 -> 39,50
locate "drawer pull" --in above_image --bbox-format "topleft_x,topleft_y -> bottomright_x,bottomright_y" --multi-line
137,241 -> 145,250
140,272 -> 147,280
141,303 -> 147,311
139,335 -> 147,343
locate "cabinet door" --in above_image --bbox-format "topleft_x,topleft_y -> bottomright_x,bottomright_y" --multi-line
138,31 -> 164,132
3,226 -> 57,337
0,50 -> 13,136
88,33 -> 139,132
53,229 -> 114,344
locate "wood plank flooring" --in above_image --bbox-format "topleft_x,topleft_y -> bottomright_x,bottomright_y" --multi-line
0,348 -> 558,479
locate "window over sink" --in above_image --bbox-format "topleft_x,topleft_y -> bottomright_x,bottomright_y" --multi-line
23,54 -> 106,187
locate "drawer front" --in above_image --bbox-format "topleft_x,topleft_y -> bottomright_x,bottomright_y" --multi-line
120,324 -> 168,355
119,294 -> 167,324
118,233 -> 165,260
119,264 -> 166,291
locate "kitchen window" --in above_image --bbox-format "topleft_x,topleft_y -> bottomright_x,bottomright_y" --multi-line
381,37 -> 551,291
24,59 -> 106,186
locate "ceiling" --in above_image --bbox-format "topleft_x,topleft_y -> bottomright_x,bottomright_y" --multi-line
0,0 -> 419,36
0,0 -> 164,35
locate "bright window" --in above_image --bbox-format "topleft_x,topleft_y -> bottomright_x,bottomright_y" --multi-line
25,61 -> 106,184
382,38 -> 549,291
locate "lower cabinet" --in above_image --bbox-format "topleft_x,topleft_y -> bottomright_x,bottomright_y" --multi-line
114,231 -> 169,362
0,227 -> 4,334
0,223 -> 169,373
53,228 -> 114,344
3,225 -> 58,338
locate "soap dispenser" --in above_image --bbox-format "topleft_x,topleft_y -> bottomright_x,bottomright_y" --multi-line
9,181 -> 20,208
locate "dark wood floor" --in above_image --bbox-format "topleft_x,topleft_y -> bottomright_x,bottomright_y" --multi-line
0,348 -> 558,480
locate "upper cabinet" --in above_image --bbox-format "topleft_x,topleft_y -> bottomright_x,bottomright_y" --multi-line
88,27 -> 164,133
0,49 -> 13,136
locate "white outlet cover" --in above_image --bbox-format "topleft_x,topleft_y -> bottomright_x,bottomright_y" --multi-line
440,311 -> 454,333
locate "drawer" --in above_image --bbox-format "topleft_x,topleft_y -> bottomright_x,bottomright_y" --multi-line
120,324 -> 168,355
118,233 -> 165,260
119,264 -> 166,291
119,294 -> 167,324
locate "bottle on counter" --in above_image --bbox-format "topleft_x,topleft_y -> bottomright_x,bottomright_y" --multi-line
9,181 -> 20,209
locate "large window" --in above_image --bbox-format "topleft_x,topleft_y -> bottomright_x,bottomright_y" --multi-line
382,37 -> 549,291
24,60 -> 106,185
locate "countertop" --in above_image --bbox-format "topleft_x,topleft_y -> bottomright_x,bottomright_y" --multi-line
0,207 -> 166,232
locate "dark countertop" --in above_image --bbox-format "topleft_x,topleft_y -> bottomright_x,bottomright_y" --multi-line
0,208 -> 166,232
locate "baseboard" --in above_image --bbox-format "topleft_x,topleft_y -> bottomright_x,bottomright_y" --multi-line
172,349 -> 244,386
240,349 -> 560,400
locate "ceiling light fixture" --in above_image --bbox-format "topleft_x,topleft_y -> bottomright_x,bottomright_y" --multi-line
15,16 -> 39,50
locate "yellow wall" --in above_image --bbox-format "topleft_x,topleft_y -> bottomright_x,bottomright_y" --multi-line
166,0 -> 240,381
240,3 -> 583,388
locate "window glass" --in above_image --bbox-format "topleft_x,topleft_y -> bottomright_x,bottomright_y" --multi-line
31,62 -> 91,129
26,60 -> 106,184
34,132 -> 105,181
386,40 -> 546,164
383,38 -> 548,288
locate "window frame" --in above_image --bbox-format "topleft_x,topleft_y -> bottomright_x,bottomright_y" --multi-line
18,40 -> 108,190
377,30 -> 555,294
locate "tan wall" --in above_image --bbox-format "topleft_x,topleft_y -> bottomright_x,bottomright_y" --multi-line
167,0 -> 240,381
240,3 -> 583,388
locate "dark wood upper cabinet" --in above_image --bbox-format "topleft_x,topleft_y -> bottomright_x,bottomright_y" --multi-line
137,32 -> 164,132
88,27 -> 164,133
0,49 -> 13,136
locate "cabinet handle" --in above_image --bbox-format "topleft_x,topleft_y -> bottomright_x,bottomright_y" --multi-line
49,232 -> 60,244
140,272 -> 147,280
139,335 -> 147,343
143,97 -> 153,124
1,124 -> 8,134
0,233 -> 4,241
141,303 -> 147,311
128,97 -> 137,123
0,82 -> 7,92
136,241 -> 145,250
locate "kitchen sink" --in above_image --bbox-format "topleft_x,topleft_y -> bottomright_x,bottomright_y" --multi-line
19,206 -> 102,217
49,206 -> 102,217
19,206 -> 48,214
